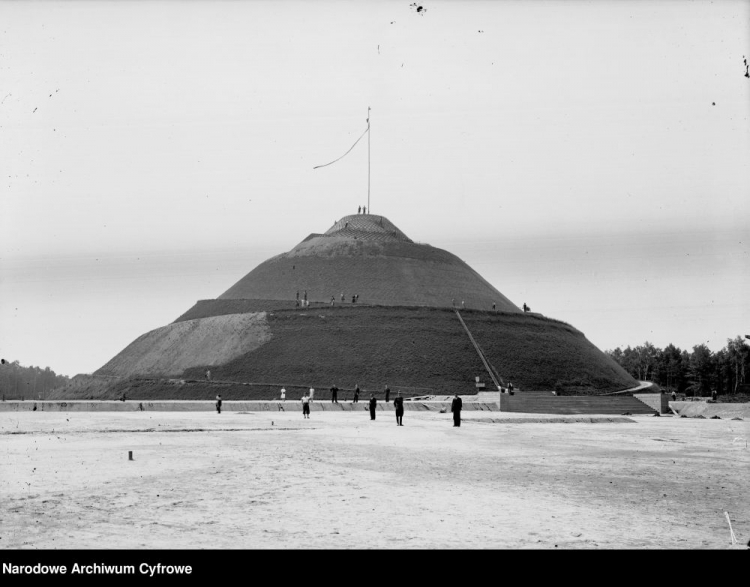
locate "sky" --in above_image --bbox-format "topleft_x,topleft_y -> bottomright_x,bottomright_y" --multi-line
1,0 -> 749,377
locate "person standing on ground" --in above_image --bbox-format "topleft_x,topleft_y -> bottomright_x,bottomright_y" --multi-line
340,292 -> 344,302
369,393 -> 377,420
393,392 -> 404,426
301,391 -> 310,418
279,386 -> 286,411
671,390 -> 676,402
508,382 -> 514,395
205,369 -> 211,381
451,393 -> 462,427
215,394 -> 222,414
384,384 -> 390,403
353,384 -> 360,403
309,386 -> 315,403
330,384 -> 339,404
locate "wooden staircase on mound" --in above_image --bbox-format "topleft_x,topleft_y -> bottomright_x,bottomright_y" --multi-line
500,391 -> 658,415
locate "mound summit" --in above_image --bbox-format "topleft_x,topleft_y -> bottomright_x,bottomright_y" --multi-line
54,213 -> 637,400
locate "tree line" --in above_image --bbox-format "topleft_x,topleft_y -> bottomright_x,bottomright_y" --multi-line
606,336 -> 750,396
0,359 -> 71,400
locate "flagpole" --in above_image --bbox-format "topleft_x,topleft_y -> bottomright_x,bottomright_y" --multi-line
367,106 -> 371,213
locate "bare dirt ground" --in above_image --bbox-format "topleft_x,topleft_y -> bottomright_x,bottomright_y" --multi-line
1,410 -> 747,549
96,313 -> 270,378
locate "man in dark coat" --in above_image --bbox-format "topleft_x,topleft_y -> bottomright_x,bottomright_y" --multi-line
353,384 -> 360,403
330,384 -> 339,403
369,394 -> 377,420
384,384 -> 390,403
394,392 -> 404,426
451,393 -> 462,427
216,394 -> 222,414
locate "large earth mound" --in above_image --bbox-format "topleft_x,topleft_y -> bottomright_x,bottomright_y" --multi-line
51,213 -> 637,401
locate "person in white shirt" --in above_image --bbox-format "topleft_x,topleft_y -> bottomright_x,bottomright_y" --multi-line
278,387 -> 286,411
301,392 -> 310,418
309,387 -> 315,402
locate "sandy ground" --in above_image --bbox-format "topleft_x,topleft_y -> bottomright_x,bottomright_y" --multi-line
1,410 -> 748,549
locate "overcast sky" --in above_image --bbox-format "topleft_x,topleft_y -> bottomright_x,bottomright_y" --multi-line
2,0 -> 749,377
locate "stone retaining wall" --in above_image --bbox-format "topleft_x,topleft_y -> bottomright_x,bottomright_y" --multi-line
633,393 -> 670,414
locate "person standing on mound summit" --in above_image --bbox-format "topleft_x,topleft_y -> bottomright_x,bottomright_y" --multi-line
394,392 -> 404,426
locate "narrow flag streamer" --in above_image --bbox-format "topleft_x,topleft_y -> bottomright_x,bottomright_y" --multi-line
313,119 -> 370,170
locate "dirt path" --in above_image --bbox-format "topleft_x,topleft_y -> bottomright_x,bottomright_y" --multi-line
1,411 -> 747,549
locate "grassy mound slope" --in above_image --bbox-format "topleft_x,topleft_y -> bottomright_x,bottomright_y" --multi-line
182,306 -> 486,395
177,306 -> 634,396
463,312 -> 636,394
218,239 -> 519,312
51,306 -> 635,400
